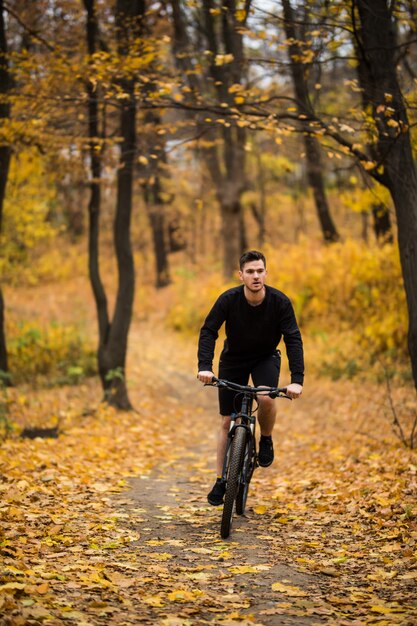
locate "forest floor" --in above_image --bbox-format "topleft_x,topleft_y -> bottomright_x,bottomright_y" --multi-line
1,280 -> 417,626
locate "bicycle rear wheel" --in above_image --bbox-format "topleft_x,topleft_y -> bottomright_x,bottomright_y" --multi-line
236,444 -> 255,516
221,426 -> 246,539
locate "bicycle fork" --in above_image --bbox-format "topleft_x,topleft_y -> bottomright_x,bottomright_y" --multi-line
221,414 -> 255,485
240,417 -> 257,488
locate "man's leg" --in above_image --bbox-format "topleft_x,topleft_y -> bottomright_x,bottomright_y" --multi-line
207,415 -> 230,505
208,364 -> 248,506
256,395 -> 277,467
252,352 -> 280,467
216,415 -> 231,477
215,364 -> 248,476
216,397 -> 276,472
257,395 -> 277,436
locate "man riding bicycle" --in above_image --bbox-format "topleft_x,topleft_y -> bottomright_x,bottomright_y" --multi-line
197,250 -> 304,505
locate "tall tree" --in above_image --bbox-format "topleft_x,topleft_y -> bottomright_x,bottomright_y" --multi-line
237,1 -> 417,388
0,0 -> 11,378
352,2 -> 393,242
84,0 -> 145,409
202,0 -> 249,275
171,0 -> 249,277
281,0 -> 340,242
351,0 -> 417,391
141,162 -> 172,288
140,98 -> 173,288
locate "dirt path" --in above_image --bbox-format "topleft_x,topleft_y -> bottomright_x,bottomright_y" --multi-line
102,323 -> 328,624
1,305 -> 416,625
110,399 -> 330,624
118,464 -> 327,625
107,323 -> 417,625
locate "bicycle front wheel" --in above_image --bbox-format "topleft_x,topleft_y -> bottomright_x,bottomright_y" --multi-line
236,443 -> 255,516
221,426 -> 246,539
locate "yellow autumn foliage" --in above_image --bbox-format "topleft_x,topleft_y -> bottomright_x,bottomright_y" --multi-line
167,240 -> 408,381
14,245 -> 88,287
6,320 -> 96,385
166,269 -> 235,335
0,149 -> 59,280
339,182 -> 391,214
265,239 -> 407,380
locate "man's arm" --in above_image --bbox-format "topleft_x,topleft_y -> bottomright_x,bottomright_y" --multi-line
197,295 -> 227,378
280,299 -> 304,395
197,370 -> 215,383
285,382 -> 303,399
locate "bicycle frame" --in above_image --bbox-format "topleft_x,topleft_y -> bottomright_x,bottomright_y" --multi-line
221,392 -> 257,485
205,377 -> 290,538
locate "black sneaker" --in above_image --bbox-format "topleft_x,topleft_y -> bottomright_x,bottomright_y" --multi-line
207,478 -> 226,506
258,435 -> 274,467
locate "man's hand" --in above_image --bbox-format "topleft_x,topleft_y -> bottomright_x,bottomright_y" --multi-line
198,371 -> 215,384
285,383 -> 303,399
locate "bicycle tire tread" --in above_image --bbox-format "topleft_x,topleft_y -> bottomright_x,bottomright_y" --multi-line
221,427 -> 246,539
236,448 -> 254,515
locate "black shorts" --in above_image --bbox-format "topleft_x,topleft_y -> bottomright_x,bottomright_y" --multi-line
218,350 -> 281,416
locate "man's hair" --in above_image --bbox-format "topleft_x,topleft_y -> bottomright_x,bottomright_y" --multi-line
239,250 -> 266,270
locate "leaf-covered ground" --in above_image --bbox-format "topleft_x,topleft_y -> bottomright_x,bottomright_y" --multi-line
1,287 -> 417,626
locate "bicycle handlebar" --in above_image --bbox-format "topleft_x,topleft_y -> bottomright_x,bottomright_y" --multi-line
206,377 -> 291,400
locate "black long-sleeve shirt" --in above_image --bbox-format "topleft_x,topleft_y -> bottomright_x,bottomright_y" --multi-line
198,285 -> 304,384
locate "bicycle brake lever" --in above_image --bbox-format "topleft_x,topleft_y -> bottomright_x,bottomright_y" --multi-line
269,391 -> 292,400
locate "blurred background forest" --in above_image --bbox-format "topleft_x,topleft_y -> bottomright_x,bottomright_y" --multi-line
0,0 -> 417,437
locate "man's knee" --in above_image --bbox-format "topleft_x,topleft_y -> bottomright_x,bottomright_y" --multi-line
258,395 -> 276,414
220,415 -> 231,431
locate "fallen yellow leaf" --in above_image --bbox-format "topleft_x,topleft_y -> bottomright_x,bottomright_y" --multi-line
168,589 -> 202,602
0,582 -> 26,591
371,605 -> 406,614
229,566 -> 258,574
271,582 -> 308,597
143,595 -> 165,607
150,552 -> 174,561
253,505 -> 268,514
190,547 -> 212,554
36,582 -> 49,594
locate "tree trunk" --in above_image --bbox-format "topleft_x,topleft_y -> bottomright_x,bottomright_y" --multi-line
146,203 -> 170,288
140,108 -> 171,288
221,202 -> 244,277
0,0 -> 11,378
255,151 -> 266,246
171,0 -> 248,277
304,134 -> 340,242
354,0 -> 417,392
83,0 -> 110,395
388,169 -> 417,391
353,2 -> 394,245
361,211 -> 368,243
372,203 -> 393,243
98,77 -> 136,409
204,119 -> 247,277
100,0 -> 141,409
282,0 -> 340,243
0,289 -> 8,378
210,143 -> 246,278
202,0 -> 248,276
84,0 -> 143,409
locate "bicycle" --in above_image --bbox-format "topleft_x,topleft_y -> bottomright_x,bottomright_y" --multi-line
206,377 -> 290,539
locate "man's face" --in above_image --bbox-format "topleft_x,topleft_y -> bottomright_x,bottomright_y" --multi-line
239,260 -> 267,293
